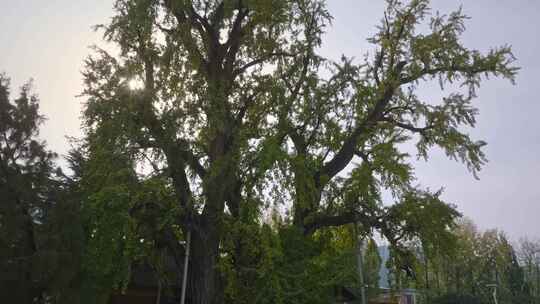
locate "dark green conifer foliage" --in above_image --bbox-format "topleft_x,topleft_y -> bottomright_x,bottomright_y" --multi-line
0,74 -> 85,304
0,73 -> 80,303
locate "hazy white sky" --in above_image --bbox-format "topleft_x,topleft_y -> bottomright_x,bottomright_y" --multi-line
1,0 -> 539,240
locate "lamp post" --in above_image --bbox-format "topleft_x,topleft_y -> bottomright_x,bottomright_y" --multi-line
180,230 -> 191,304
486,284 -> 498,304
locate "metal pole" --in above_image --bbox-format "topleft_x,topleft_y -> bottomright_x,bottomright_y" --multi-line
156,279 -> 162,304
180,230 -> 191,304
487,284 -> 498,304
354,223 -> 367,304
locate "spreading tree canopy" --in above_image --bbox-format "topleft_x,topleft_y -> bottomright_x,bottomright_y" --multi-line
80,0 -> 517,303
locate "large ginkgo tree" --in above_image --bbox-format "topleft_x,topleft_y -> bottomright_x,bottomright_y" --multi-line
80,0 -> 517,303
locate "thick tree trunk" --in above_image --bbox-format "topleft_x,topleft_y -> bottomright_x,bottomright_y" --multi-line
292,164 -> 321,232
187,226 -> 223,304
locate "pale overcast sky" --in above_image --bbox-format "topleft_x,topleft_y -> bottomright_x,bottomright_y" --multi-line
1,1 -> 539,240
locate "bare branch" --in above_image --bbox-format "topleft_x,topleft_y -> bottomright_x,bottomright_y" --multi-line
223,5 -> 250,74
381,117 -> 433,134
163,0 -> 208,70
233,52 -> 295,78
317,62 -> 408,184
